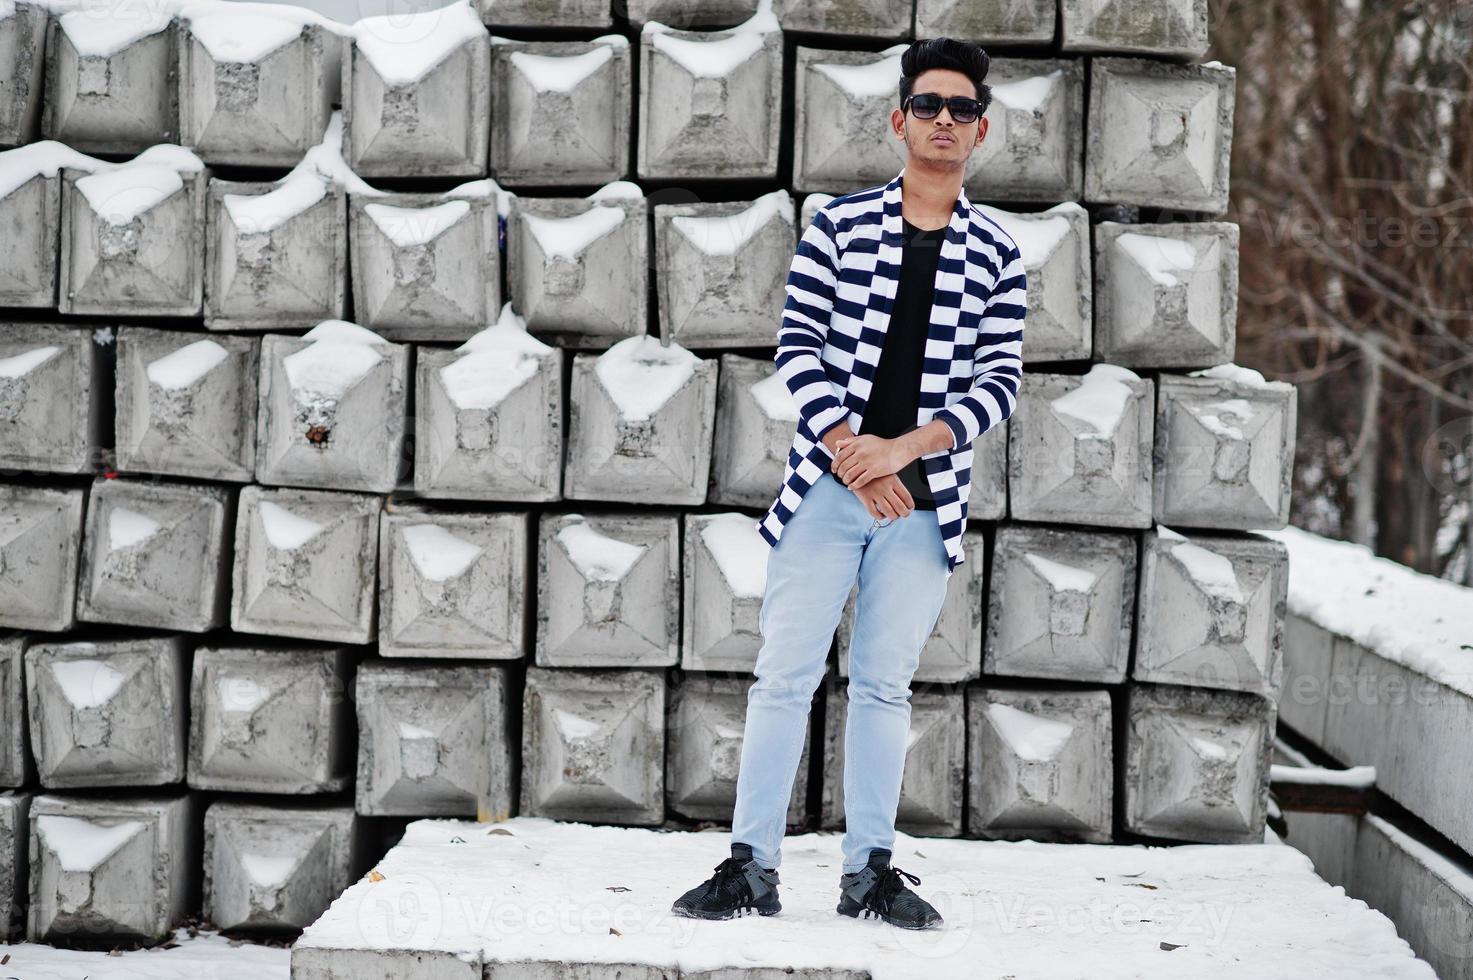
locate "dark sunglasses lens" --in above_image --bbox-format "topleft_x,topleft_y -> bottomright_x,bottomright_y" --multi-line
949,99 -> 979,123
910,94 -> 943,118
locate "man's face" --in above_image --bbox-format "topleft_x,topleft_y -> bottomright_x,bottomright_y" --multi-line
893,68 -> 987,165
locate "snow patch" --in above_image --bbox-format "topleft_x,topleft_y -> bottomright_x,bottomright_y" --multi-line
1117,232 -> 1198,287
1050,363 -> 1141,435
108,507 -> 161,550
364,199 -> 470,246
353,0 -> 485,88
34,815 -> 145,872
594,334 -> 700,421
699,513 -> 767,598
986,703 -> 1074,761
556,519 -> 647,582
402,523 -> 483,582
1022,552 -> 1099,593
670,190 -> 790,256
257,500 -> 325,550
146,339 -> 229,390
50,658 -> 129,709
0,345 -> 59,378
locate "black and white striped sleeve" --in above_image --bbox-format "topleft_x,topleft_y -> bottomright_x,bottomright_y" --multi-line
774,207 -> 849,444
934,243 -> 1027,452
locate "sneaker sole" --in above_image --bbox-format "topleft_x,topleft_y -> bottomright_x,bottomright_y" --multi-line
672,902 -> 782,920
836,900 -> 942,930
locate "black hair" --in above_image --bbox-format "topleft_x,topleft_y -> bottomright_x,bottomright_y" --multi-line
898,38 -> 993,118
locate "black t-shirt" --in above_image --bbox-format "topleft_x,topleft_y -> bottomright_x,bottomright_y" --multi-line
829,216 -> 945,509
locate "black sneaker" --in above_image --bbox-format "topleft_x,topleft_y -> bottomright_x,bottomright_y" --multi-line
836,848 -> 943,929
671,842 -> 781,920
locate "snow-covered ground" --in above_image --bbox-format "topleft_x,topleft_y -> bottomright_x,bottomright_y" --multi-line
0,927 -> 289,979
293,816 -> 1436,979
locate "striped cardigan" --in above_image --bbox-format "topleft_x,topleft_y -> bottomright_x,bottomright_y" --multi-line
755,167 -> 1028,579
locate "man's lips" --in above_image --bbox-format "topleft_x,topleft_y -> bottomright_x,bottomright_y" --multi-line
930,132 -> 956,144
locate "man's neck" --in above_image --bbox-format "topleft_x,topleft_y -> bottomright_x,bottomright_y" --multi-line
900,162 -> 963,231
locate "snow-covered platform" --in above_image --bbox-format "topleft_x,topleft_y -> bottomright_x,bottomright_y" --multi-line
293,816 -> 1435,979
0,927 -> 289,979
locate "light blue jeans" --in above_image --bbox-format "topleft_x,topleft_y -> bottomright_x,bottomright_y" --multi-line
731,470 -> 951,874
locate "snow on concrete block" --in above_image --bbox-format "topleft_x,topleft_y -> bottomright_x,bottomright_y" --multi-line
203,801 -> 358,932
1134,526 -> 1289,698
625,0 -> 761,28
793,44 -> 909,191
343,1 -> 490,178
966,422 -> 1009,520
489,35 -> 631,185
58,149 -> 209,316
41,10 -> 179,154
482,0 -> 612,29
76,477 -> 232,632
966,686 -> 1114,843
0,140 -> 91,307
187,645 -> 353,794
177,8 -> 348,168
0,485 -> 83,632
1008,366 -> 1155,528
0,637 -> 34,787
916,0 -> 1057,44
0,3 -> 47,148
638,12 -> 782,180
667,673 -> 808,824
0,791 -> 28,940
836,528 -> 987,683
27,793 -> 197,943
1062,0 -> 1209,58
709,354 -> 799,508
681,512 -> 771,672
414,308 -> 564,501
348,188 -> 502,341
971,59 -> 1085,203
776,0 -> 910,37
1123,682 -> 1276,844
564,335 -> 717,504
255,321 -> 409,493
822,684 -> 965,838
521,666 -> 665,826
1084,58 -> 1235,214
113,326 -> 258,482
975,202 -> 1092,363
1093,220 -> 1239,368
0,323 -> 105,475
654,190 -> 795,347
379,507 -> 532,660
230,486 -> 381,643
355,662 -> 514,819
25,637 -> 189,789
537,513 -> 678,668
506,186 -> 648,347
1154,367 -> 1297,530
985,525 -> 1137,684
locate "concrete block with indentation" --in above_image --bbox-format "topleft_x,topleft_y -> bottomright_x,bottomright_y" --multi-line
1063,0 -> 1209,59
0,485 -> 85,631
682,512 -> 770,672
976,202 -> 1091,363
0,323 -> 105,476
42,16 -> 178,153
709,354 -> 799,509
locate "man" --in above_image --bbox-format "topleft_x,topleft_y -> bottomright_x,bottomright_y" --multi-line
671,37 -> 1026,929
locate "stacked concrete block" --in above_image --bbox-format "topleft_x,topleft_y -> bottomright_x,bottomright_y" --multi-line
709,355 -> 798,508
203,801 -> 358,932
188,646 -> 353,794
0,485 -> 85,632
793,44 -> 909,191
59,147 -> 209,316
966,686 -> 1113,843
985,525 -> 1136,684
0,3 -> 47,147
655,190 -> 795,347
41,12 -> 179,153
506,186 -> 648,347
113,326 -> 258,482
176,7 -> 348,167
976,202 -> 1092,363
1123,682 -> 1276,844
1134,526 -> 1289,698
537,513 -> 679,668
76,477 -> 232,631
626,0 -> 762,28
255,321 -> 409,493
776,0 -> 912,37
837,528 -> 987,683
1154,366 -> 1298,529
0,791 -> 28,940
916,0 -> 1056,44
379,507 -> 532,660
971,59 -> 1085,203
355,662 -> 514,819
682,512 -> 773,672
1062,0 -> 1210,59
822,686 -> 965,838
1085,58 -> 1236,214
667,673 -> 808,823
0,638 -> 34,787
348,188 -> 501,341
488,35 -> 632,185
0,323 -> 105,475
344,2 -> 489,178
27,793 -> 198,942
25,637 -> 189,789
230,486 -> 381,643
205,174 -> 349,331
0,141 -> 98,307
638,12 -> 782,180
521,666 -> 666,825
1093,220 -> 1239,368
564,335 -> 717,504
965,423 -> 1010,520
482,0 -> 613,28
1008,365 -> 1155,527
414,310 -> 564,501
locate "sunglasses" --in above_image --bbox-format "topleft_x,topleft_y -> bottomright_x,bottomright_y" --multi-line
902,92 -> 982,125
